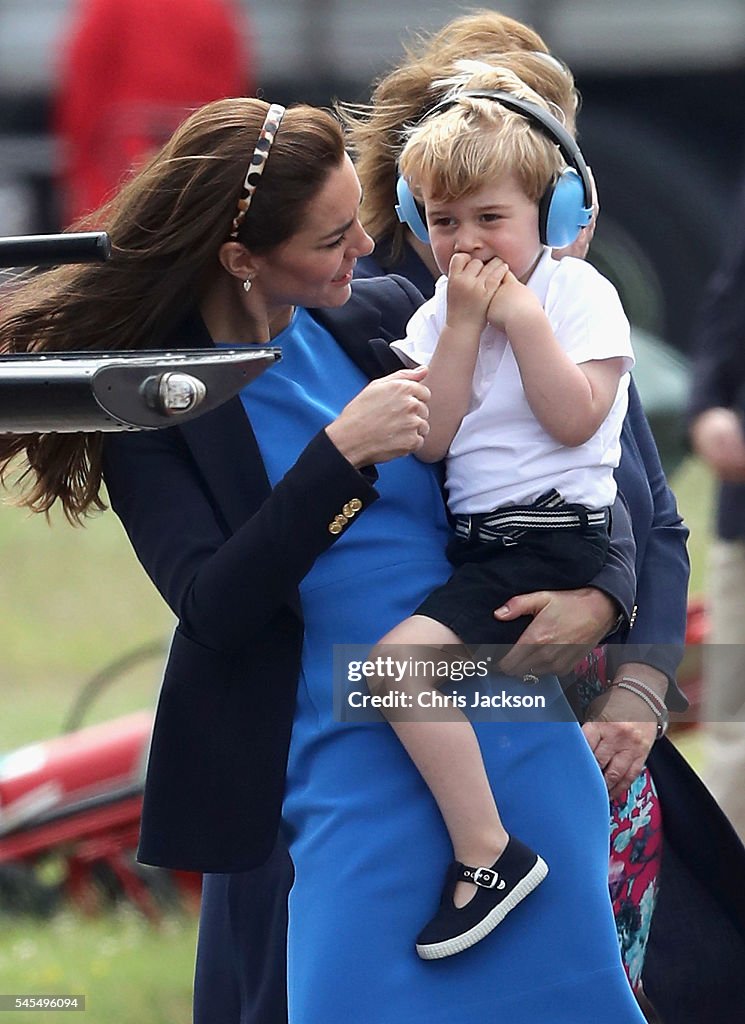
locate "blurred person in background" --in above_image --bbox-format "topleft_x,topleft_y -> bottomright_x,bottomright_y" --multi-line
688,169 -> 745,844
54,0 -> 253,226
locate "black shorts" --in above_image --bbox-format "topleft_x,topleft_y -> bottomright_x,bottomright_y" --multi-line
415,495 -> 611,649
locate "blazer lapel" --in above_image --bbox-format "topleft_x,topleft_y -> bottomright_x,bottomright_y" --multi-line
311,307 -> 396,379
310,282 -> 407,380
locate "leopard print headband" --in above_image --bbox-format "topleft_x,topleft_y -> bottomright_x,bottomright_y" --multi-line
228,103 -> 287,239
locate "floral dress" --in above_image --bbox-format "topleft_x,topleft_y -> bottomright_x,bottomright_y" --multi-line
573,645 -> 663,991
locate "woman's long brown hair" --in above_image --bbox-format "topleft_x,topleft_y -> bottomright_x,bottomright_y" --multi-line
0,97 -> 345,520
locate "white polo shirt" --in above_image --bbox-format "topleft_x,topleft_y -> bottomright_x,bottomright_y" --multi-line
392,248 -> 634,514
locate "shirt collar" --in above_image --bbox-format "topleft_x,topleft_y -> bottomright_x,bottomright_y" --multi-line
525,246 -> 559,306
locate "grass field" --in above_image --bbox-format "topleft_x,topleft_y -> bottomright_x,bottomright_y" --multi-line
0,487 -> 194,1023
0,911 -> 194,1023
0,453 -> 715,1021
0,496 -> 174,748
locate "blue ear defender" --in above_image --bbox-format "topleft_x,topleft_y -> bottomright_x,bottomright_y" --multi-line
540,167 -> 592,250
395,90 -> 593,250
395,174 -> 430,243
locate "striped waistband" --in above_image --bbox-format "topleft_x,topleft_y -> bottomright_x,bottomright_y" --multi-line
453,490 -> 611,544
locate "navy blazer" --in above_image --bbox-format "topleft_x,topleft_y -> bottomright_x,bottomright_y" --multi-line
103,274 -> 639,873
188,265 -> 735,1024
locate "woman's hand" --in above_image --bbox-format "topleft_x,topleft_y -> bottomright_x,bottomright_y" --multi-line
325,366 -> 430,468
582,663 -> 666,798
493,587 -> 619,677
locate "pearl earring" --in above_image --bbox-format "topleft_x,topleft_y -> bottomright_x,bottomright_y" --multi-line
243,277 -> 252,294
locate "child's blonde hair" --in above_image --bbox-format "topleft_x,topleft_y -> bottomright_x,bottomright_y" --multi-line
399,64 -> 565,207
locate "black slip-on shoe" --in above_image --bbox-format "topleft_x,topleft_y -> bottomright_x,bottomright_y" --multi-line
415,836 -> 548,960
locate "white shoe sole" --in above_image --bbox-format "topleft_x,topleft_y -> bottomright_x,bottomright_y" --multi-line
416,856 -> 549,960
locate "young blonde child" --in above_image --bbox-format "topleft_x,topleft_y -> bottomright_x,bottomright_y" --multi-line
368,64 -> 634,960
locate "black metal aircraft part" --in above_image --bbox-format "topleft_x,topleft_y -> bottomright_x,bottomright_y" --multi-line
0,348 -> 280,433
0,232 -> 280,432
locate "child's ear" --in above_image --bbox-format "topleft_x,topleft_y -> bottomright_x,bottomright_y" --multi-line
218,241 -> 258,284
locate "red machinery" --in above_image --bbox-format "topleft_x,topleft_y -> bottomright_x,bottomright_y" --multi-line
0,682 -> 200,919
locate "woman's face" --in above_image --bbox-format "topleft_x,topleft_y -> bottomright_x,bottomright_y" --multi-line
251,155 -> 374,311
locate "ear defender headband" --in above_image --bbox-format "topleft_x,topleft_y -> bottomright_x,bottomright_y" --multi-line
395,90 -> 593,250
229,102 -> 286,239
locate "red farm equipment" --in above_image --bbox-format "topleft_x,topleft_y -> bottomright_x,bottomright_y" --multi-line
0,645 -> 200,919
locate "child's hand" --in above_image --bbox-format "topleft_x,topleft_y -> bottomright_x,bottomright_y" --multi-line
445,254 -> 508,333
486,269 -> 542,333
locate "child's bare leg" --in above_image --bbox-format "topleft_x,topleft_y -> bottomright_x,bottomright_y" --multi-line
369,615 -> 508,907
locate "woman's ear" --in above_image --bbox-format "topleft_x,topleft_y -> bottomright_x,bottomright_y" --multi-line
218,241 -> 258,284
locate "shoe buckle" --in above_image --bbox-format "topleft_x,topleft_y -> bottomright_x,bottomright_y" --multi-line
471,867 -> 501,889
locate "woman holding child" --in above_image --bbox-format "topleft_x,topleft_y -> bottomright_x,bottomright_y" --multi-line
0,87 -> 649,1022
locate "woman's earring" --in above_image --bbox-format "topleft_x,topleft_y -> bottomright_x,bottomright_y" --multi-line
243,277 -> 252,294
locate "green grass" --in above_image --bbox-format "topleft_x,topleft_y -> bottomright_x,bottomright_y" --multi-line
0,494 -> 192,1023
0,498 -> 174,749
668,453 -> 716,597
0,910 -> 195,1024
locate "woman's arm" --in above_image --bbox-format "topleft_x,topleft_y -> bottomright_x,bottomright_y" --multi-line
103,368 -> 430,653
583,380 -> 690,793
104,425 -> 377,652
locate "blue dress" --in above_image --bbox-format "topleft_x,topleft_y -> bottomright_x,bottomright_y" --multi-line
239,309 -> 645,1024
